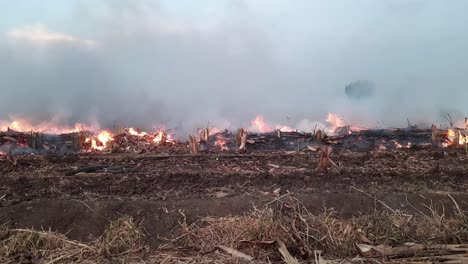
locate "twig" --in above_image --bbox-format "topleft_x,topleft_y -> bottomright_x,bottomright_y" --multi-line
350,186 -> 396,213
265,192 -> 290,206
404,194 -> 425,216
447,194 -> 465,217
72,199 -> 111,222
443,113 -> 454,127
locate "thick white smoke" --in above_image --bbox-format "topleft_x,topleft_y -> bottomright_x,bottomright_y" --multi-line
1,1 -> 467,135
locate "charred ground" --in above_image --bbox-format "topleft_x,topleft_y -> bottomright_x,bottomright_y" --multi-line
0,127 -> 467,263
1,147 -> 467,206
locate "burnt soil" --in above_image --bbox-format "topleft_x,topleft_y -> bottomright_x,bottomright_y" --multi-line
0,147 -> 467,247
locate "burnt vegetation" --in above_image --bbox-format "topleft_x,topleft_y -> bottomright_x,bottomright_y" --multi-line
1,118 -> 468,263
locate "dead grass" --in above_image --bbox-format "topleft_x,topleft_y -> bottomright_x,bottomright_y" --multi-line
179,197 -> 361,259
98,216 -> 144,257
0,216 -> 144,264
0,197 -> 466,263
177,195 -> 468,260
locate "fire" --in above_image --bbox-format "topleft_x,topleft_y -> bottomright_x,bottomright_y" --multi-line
85,130 -> 114,151
214,135 -> 228,151
326,113 -> 346,128
152,130 -> 174,144
153,131 -> 164,143
392,140 -> 411,149
250,115 -> 294,133
251,115 -> 272,133
326,112 -> 349,134
446,128 -> 467,146
127,127 -> 147,137
0,118 -> 92,134
325,113 -> 365,134
276,125 -> 295,132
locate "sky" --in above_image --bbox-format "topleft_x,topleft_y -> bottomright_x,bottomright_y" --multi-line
1,0 -> 468,133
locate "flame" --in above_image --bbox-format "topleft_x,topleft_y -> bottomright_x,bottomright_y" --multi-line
250,115 -> 294,133
326,113 -> 349,134
127,127 -> 147,137
446,128 -> 467,146
153,131 -> 164,143
392,140 -> 411,149
251,115 -> 272,133
0,118 -> 92,134
86,130 -> 114,151
152,130 -> 174,144
215,135 -> 228,151
393,140 -> 403,149
326,113 -> 346,128
276,125 -> 295,132
325,113 -> 366,134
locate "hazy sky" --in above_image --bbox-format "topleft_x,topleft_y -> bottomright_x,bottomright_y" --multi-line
1,0 -> 467,132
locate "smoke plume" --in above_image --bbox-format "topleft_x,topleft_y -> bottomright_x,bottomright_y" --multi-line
1,1 -> 468,135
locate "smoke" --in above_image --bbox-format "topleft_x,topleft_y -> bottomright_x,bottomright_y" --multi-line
1,0 -> 468,135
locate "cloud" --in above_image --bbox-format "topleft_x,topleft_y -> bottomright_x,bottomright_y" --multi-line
6,24 -> 97,47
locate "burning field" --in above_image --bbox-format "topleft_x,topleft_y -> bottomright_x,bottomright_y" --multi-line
0,114 -> 468,263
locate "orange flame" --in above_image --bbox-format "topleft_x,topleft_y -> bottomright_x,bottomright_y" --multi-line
214,135 -> 228,151
250,115 -> 294,133
152,130 -> 174,144
391,140 -> 411,149
85,130 -> 114,151
127,127 -> 148,137
251,115 -> 271,133
326,113 -> 347,132
0,118 -> 92,134
325,113 -> 365,134
446,128 -> 467,146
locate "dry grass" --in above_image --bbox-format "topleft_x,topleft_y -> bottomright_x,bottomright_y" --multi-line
0,197 -> 466,263
0,216 -> 144,264
177,195 -> 468,261
98,216 -> 143,257
179,197 -> 361,259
